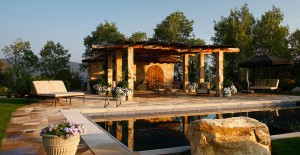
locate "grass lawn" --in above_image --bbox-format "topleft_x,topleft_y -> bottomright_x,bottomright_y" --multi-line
0,98 -> 38,146
272,138 -> 300,155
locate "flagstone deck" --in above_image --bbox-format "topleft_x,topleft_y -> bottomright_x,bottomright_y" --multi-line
1,91 -> 300,155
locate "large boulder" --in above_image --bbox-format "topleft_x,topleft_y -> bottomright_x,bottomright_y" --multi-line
186,117 -> 271,155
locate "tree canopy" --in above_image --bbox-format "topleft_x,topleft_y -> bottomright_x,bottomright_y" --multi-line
2,38 -> 38,73
2,38 -> 38,96
212,4 -> 255,81
289,29 -> 300,61
252,6 -> 289,57
83,20 -> 125,57
39,40 -> 71,78
131,31 -> 148,41
153,11 -> 195,43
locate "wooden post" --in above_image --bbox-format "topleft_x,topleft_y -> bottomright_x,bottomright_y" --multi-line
127,119 -> 135,151
216,51 -> 224,97
183,116 -> 189,135
107,53 -> 113,86
198,53 -> 205,84
116,121 -> 122,141
183,55 -> 189,92
115,50 -> 123,83
127,47 -> 134,100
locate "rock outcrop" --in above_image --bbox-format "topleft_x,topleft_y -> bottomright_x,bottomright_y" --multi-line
186,117 -> 271,155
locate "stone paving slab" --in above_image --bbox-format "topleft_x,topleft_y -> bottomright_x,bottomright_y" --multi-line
61,109 -> 133,155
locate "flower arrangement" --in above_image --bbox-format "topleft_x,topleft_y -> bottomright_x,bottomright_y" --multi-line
230,84 -> 237,94
187,82 -> 198,90
40,121 -> 86,138
223,84 -> 237,96
112,87 -> 132,97
93,84 -> 111,94
223,87 -> 232,94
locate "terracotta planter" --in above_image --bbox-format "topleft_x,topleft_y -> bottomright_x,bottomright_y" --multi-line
42,134 -> 80,155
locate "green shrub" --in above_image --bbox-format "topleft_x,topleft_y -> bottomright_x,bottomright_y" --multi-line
280,79 -> 296,92
0,87 -> 8,94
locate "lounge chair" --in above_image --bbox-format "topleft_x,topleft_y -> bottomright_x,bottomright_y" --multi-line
196,82 -> 210,96
32,80 -> 85,106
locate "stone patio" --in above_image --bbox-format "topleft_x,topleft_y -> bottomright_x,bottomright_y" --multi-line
1,91 -> 300,155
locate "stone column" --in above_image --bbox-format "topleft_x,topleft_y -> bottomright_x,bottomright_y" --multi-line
127,47 -> 134,100
128,119 -> 135,151
198,53 -> 205,84
216,114 -> 223,119
183,116 -> 189,135
107,52 -> 113,85
216,51 -> 224,97
87,63 -> 91,91
107,121 -> 113,134
116,121 -> 122,141
183,54 -> 189,92
115,50 -> 123,83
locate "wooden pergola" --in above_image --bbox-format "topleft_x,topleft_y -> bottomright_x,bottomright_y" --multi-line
83,41 -> 240,99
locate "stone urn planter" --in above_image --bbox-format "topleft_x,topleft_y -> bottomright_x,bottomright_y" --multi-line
41,134 -> 80,155
188,89 -> 195,93
223,92 -> 231,97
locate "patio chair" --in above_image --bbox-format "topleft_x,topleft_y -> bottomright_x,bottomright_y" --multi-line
165,83 -> 179,96
196,82 -> 210,96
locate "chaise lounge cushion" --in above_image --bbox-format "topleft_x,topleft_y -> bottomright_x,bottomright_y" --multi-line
48,80 -> 68,92
33,80 -> 84,97
32,81 -> 53,94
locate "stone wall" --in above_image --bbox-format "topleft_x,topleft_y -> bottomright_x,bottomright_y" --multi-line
89,61 -> 105,80
186,117 -> 271,155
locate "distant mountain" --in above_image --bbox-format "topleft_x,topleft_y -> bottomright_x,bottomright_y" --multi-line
0,58 -> 87,80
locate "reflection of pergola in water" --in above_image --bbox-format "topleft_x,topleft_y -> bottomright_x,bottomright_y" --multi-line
83,41 -> 240,98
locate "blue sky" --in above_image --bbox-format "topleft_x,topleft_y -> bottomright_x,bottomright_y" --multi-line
1,0 -> 299,63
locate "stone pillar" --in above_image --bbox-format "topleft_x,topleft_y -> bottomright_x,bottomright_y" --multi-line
128,119 -> 135,151
87,63 -> 91,91
183,54 -> 189,92
107,121 -> 113,134
183,116 -> 189,135
115,50 -> 123,83
198,53 -> 205,84
116,121 -> 122,141
127,47 -> 134,100
107,53 -> 113,86
216,114 -> 223,119
216,52 -> 224,97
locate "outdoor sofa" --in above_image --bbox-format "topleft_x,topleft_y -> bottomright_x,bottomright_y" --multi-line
32,80 -> 85,106
249,79 -> 279,96
249,79 -> 279,90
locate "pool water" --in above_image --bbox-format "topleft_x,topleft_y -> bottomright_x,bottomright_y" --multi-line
97,107 -> 300,151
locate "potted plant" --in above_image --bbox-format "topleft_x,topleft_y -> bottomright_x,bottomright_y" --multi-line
112,87 -> 132,101
93,84 -> 111,95
187,82 -> 198,92
40,121 -> 86,155
223,84 -> 237,97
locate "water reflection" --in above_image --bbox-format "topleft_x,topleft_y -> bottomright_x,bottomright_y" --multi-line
223,108 -> 300,135
97,107 -> 300,151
